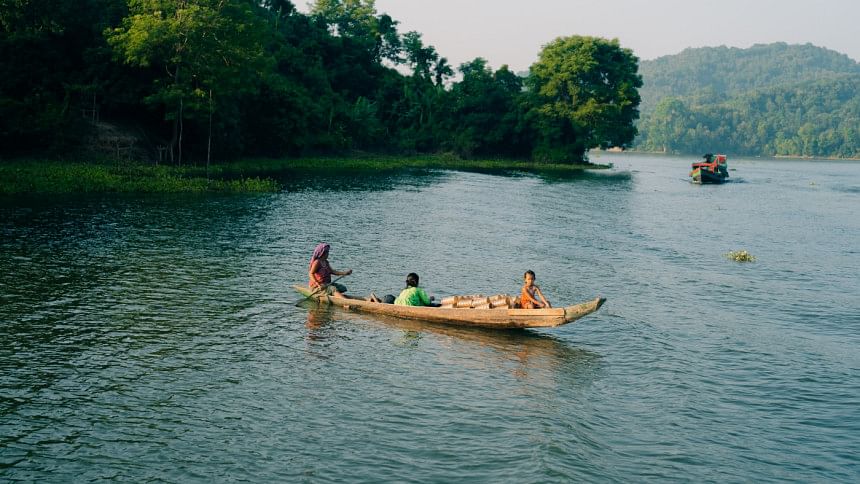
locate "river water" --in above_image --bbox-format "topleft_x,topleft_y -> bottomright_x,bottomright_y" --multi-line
1,153 -> 858,482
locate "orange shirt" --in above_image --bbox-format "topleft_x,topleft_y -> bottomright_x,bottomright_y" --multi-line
520,285 -> 540,309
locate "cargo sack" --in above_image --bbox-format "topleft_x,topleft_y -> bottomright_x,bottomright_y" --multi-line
439,294 -> 516,309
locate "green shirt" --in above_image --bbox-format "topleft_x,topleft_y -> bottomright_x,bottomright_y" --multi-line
394,286 -> 432,306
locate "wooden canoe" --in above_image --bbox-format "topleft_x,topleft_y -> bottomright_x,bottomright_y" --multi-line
293,285 -> 606,329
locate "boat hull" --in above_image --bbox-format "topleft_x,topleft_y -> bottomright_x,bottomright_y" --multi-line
293,285 -> 606,329
691,168 -> 728,184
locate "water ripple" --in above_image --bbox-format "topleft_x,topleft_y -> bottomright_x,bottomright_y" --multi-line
2,157 -> 859,482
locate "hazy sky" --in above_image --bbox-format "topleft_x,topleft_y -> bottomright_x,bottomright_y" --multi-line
297,0 -> 860,72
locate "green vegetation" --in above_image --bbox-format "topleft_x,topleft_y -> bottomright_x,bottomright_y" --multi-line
528,37 -> 642,162
1,0 -> 641,175
5,2 -> 860,173
726,250 -> 756,262
637,43 -> 860,113
0,155 -> 608,194
0,160 -> 280,194
635,43 -> 860,158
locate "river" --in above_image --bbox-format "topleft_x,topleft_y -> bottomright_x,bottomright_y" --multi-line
1,153 -> 858,482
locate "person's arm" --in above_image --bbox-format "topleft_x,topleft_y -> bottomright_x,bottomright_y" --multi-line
535,286 -> 551,308
330,267 -> 353,276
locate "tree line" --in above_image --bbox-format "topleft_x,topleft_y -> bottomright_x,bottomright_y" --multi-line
635,43 -> 860,158
0,0 -> 642,164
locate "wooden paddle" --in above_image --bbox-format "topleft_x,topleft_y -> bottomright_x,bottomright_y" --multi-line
303,273 -> 350,301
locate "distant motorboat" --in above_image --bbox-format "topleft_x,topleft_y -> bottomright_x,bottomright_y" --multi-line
690,153 -> 729,184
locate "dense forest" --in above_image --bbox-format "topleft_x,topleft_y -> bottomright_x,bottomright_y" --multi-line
0,0 -> 642,164
635,43 -> 860,158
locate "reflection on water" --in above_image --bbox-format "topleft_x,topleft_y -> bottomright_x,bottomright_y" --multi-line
278,168 -> 451,193
303,301 -> 337,344
275,165 -> 633,192
533,167 -> 634,185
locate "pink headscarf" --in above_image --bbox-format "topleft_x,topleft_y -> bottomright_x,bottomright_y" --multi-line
309,243 -> 330,268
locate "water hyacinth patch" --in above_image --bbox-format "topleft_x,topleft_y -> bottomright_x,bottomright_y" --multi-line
0,154 -> 609,195
726,250 -> 756,262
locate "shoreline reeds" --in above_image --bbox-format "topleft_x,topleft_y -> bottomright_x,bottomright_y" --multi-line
0,160 -> 279,194
1,155 -> 609,194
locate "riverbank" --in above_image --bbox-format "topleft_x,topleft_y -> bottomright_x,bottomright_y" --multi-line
0,155 -> 609,194
0,160 -> 279,195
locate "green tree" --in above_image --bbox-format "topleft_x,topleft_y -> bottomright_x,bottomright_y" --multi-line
309,0 -> 400,64
384,30 -> 450,151
310,0 -> 376,38
0,0 -> 128,156
444,59 -> 528,158
642,97 -> 691,153
401,30 -> 437,80
527,36 -> 642,162
240,7 -> 333,156
433,56 -> 453,87
637,43 -> 860,115
106,0 -> 267,165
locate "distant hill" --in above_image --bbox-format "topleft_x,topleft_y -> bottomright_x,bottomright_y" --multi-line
634,43 -> 860,158
638,42 -> 860,113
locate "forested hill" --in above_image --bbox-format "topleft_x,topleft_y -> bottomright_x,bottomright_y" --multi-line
635,43 -> 860,158
638,43 -> 860,113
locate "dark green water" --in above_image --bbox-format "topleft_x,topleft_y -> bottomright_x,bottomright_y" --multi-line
1,154 -> 858,482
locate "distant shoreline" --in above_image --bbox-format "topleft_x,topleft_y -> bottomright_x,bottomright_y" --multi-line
0,155 -> 610,195
593,149 -> 860,161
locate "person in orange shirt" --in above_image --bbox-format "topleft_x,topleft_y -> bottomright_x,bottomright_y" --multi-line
520,270 -> 551,309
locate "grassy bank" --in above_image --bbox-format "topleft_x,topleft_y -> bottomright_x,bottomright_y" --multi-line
0,155 -> 609,194
0,160 -> 279,195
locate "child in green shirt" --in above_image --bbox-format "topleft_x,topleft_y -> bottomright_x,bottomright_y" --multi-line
394,273 -> 434,306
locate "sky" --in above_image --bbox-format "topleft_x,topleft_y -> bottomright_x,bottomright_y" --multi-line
297,0 -> 860,72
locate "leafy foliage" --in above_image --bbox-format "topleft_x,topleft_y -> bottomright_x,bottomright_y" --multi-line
0,0 -> 129,154
443,59 -> 530,158
1,0 -> 642,165
636,43 -> 860,158
527,36 -> 642,162
106,0 -> 269,163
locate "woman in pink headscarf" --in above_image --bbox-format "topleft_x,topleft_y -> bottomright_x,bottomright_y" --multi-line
308,243 -> 352,297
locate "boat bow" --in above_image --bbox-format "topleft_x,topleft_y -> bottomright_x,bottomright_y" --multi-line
563,297 -> 606,325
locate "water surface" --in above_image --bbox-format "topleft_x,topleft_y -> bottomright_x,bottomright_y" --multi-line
1,154 -> 858,482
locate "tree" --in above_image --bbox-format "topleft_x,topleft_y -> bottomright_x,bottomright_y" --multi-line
310,0 -> 376,37
106,0 -> 268,165
0,0 -> 129,156
374,14 -> 401,65
401,30 -> 437,80
260,0 -> 295,16
433,56 -> 453,87
527,36 -> 642,162
642,97 -> 691,153
444,59 -> 528,158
